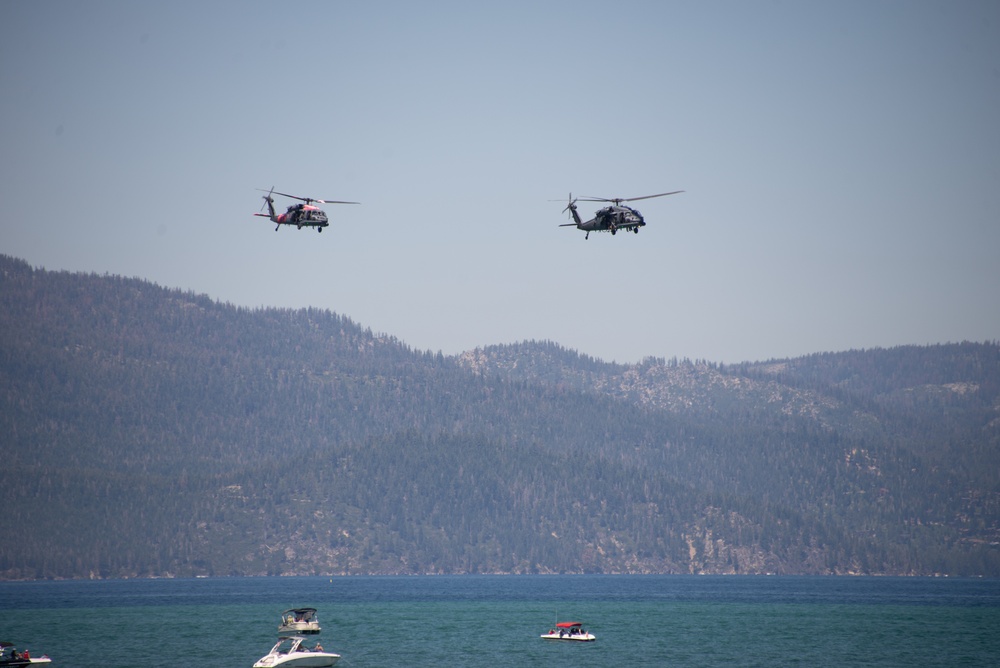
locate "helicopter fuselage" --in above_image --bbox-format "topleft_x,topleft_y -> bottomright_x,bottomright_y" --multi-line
568,205 -> 645,237
589,205 -> 645,234
276,203 -> 328,229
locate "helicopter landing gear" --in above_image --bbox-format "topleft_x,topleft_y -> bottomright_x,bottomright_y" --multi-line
317,227 -> 322,232
633,227 -> 639,234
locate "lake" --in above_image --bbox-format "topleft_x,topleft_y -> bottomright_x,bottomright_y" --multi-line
2,575 -> 999,667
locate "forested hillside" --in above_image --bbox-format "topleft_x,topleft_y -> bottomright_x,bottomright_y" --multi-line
2,254 -> 998,579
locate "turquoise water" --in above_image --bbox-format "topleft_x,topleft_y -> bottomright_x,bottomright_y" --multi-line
2,576 -> 998,667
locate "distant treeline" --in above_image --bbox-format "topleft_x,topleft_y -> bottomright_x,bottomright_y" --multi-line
1,254 -> 997,579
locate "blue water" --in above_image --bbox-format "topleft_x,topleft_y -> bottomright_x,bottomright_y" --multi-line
2,576 -> 998,667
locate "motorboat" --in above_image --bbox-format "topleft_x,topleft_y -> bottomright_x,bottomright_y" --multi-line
252,636 -> 340,668
540,622 -> 596,641
278,608 -> 321,635
0,642 -> 51,666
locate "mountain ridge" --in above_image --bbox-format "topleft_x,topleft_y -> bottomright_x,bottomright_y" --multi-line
2,254 -> 998,578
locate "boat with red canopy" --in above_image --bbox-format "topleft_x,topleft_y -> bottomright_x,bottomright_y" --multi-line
540,622 -> 596,641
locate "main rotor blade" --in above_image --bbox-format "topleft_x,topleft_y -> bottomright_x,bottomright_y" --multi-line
622,190 -> 685,202
256,189 -> 359,205
271,190 -> 312,202
256,188 -> 308,202
578,190 -> 684,203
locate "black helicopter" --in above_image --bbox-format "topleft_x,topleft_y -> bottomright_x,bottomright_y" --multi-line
254,187 -> 359,232
558,191 -> 683,239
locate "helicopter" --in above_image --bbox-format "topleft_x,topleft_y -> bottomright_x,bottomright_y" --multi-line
557,190 -> 683,239
254,187 -> 359,232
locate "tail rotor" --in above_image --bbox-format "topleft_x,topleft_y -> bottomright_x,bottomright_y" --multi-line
253,186 -> 279,229
555,192 -> 582,228
562,192 -> 578,217
258,186 -> 275,212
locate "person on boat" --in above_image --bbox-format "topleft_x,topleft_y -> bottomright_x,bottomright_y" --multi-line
314,642 -> 323,651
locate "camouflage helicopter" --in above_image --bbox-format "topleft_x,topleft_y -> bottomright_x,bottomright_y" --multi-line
254,187 -> 359,232
558,190 -> 683,239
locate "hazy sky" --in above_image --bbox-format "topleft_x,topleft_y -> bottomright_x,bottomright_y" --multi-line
3,1 -> 999,364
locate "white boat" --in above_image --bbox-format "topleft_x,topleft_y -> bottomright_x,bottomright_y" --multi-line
0,642 -> 52,666
252,636 -> 340,668
540,621 -> 596,641
278,608 -> 321,635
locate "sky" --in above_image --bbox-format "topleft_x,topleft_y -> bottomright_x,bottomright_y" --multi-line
3,1 -> 999,365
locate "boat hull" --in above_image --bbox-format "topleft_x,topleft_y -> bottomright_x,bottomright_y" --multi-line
540,632 -> 596,641
252,652 -> 340,668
